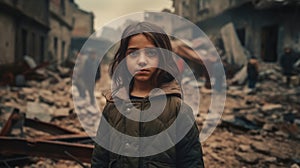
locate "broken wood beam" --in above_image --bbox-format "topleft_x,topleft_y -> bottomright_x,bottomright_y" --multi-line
39,133 -> 93,143
0,108 -> 24,136
24,118 -> 78,135
0,136 -> 93,163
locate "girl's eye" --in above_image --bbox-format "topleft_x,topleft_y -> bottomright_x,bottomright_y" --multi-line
145,49 -> 158,57
127,48 -> 159,57
128,51 -> 139,57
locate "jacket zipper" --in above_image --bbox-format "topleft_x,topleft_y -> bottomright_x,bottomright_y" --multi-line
139,98 -> 145,168
122,108 -> 126,168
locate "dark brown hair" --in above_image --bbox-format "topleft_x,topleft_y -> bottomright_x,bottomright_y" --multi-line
110,22 -> 179,92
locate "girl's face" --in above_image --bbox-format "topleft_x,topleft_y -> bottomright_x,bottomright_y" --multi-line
126,34 -> 159,83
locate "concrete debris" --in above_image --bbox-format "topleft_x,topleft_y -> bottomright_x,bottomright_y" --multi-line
291,163 -> 300,168
220,22 -> 248,67
235,152 -> 259,164
238,144 -> 251,152
0,61 -> 299,167
253,0 -> 300,9
26,102 -> 52,122
261,104 -> 283,112
229,65 -> 248,85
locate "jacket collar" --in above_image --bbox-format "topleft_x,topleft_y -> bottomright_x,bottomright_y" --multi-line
103,80 -> 181,102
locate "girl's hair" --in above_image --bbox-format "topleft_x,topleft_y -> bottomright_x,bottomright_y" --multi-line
110,22 -> 179,91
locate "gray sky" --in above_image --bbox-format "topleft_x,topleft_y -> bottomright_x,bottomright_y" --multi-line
75,0 -> 173,30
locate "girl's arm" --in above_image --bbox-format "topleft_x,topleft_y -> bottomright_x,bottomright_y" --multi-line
176,105 -> 205,168
91,143 -> 110,167
91,103 -> 111,167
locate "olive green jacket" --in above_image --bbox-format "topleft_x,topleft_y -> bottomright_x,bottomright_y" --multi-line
91,80 -> 204,168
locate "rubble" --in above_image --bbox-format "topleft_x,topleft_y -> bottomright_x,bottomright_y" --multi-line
0,61 -> 299,167
220,22 -> 248,67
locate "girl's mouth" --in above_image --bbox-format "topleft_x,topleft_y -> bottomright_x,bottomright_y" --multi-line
135,69 -> 150,74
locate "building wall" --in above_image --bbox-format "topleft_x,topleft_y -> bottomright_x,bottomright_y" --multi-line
48,18 -> 72,63
173,0 -> 300,62
173,0 -> 250,23
0,0 -> 49,65
174,0 -> 193,20
15,19 -> 49,63
15,0 -> 49,26
71,5 -> 94,38
0,12 -> 16,65
48,0 -> 74,64
144,11 -> 173,35
196,3 -> 300,62
70,3 -> 95,55
99,26 -> 121,43
194,0 -> 251,22
0,0 -> 95,66
50,0 -> 73,26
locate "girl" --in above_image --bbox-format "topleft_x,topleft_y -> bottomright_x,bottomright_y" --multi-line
92,22 -> 204,168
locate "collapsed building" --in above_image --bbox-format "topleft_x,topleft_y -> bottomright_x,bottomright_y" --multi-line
0,0 -> 97,86
173,0 -> 300,63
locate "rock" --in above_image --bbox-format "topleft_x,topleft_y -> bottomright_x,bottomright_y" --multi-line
271,114 -> 279,120
26,102 -> 52,122
261,104 -> 282,112
263,156 -> 277,163
291,163 -> 300,168
86,105 -> 99,115
251,141 -> 270,155
54,80 -> 68,91
4,101 -> 25,112
270,148 -> 290,161
210,142 -> 223,150
26,94 -> 36,101
222,114 -> 235,121
295,119 -> 300,125
22,87 -> 35,94
39,94 -> 55,105
39,89 -> 54,105
54,96 -> 70,107
82,117 -> 96,127
46,69 -> 62,82
53,108 -> 70,117
209,152 -> 226,163
221,116 -> 260,130
201,86 -> 212,94
57,66 -> 70,76
275,130 -> 289,138
279,123 -> 300,138
40,78 -> 51,88
238,144 -> 251,152
262,123 -> 277,132
235,152 -> 259,164
39,89 -> 53,96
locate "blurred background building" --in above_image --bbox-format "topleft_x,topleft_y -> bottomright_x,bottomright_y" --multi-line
0,0 -> 95,66
172,0 -> 300,62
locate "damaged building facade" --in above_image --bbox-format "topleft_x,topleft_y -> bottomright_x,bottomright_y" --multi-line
70,4 -> 95,54
173,0 -> 300,62
71,4 -> 94,38
48,0 -> 74,64
0,0 -> 49,65
0,0 -> 94,66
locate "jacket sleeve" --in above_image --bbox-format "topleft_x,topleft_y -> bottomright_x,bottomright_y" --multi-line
176,105 -> 205,168
91,103 -> 111,168
91,143 -> 109,167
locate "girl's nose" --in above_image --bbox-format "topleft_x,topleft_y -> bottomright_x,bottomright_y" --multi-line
137,52 -> 147,67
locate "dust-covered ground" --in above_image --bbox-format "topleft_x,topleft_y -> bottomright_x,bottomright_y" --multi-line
0,63 -> 299,168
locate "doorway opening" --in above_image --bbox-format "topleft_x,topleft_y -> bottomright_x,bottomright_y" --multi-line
261,25 -> 278,62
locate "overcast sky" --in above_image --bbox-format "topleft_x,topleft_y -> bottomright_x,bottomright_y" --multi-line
75,0 -> 173,30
